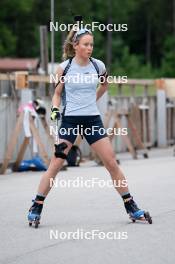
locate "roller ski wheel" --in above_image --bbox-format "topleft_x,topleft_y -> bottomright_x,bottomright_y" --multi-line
28,217 -> 40,228
129,211 -> 152,224
28,199 -> 43,228
124,196 -> 152,224
144,211 -> 152,224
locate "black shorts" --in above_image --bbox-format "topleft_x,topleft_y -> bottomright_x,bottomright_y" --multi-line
58,115 -> 107,145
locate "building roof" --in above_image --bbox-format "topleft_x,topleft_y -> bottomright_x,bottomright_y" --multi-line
0,58 -> 39,72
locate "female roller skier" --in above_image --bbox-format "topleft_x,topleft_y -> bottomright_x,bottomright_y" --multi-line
28,27 -> 152,227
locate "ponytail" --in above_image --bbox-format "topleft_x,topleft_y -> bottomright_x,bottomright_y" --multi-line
62,26 -> 77,61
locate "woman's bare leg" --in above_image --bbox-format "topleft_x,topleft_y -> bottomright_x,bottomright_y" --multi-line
37,139 -> 73,196
90,137 -> 152,221
28,139 -> 74,224
90,137 -> 129,195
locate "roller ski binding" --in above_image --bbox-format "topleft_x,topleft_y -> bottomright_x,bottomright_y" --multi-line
28,199 -> 44,228
124,196 -> 152,224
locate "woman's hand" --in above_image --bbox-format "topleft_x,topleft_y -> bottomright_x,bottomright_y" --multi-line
50,107 -> 61,121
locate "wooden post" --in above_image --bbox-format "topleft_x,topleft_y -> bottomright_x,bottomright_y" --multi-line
0,113 -> 24,174
127,114 -> 148,157
29,115 -> 50,166
114,113 -> 137,159
15,71 -> 28,89
13,137 -> 30,171
155,79 -> 167,147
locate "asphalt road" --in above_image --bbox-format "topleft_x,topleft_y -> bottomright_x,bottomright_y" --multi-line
0,148 -> 175,264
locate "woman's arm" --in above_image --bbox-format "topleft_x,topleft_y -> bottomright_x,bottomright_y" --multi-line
52,66 -> 64,108
96,79 -> 108,101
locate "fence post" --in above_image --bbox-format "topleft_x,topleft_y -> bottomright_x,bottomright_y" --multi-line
156,79 -> 167,147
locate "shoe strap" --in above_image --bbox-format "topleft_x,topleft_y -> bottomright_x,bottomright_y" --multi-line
123,197 -> 133,203
32,199 -> 44,205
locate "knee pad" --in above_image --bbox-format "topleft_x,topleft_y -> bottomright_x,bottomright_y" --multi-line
54,142 -> 68,159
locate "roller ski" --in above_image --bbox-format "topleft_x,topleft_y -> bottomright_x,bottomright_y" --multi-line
28,199 -> 44,228
124,196 -> 152,224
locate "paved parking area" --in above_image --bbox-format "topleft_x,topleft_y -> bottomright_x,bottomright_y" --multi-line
0,148 -> 175,264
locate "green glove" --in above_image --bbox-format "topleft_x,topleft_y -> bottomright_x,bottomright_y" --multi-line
50,107 -> 61,121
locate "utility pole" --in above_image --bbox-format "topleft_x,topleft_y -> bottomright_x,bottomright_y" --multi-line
40,26 -> 49,74
173,0 -> 175,35
51,0 -> 55,73
106,0 -> 112,73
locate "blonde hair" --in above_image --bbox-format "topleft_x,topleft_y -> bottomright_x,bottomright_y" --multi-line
62,26 -> 93,61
